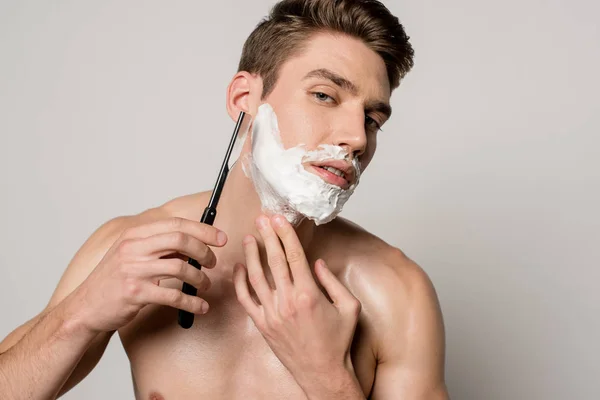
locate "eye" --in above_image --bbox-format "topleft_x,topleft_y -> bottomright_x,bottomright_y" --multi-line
365,115 -> 382,131
313,92 -> 335,103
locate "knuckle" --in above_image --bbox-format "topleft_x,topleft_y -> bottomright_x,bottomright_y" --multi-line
296,290 -> 317,309
169,231 -> 187,248
117,239 -> 135,256
286,249 -> 304,264
268,254 -> 286,269
123,278 -> 142,302
347,298 -> 362,316
169,289 -> 184,306
168,217 -> 184,230
351,299 -> 362,314
172,259 -> 187,277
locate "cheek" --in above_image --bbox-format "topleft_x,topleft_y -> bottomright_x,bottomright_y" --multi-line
277,110 -> 310,148
270,101 -> 326,150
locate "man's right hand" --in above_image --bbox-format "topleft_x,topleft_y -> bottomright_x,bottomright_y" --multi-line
69,217 -> 227,333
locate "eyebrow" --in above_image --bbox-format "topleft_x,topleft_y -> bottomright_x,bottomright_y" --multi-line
304,68 -> 359,95
303,68 -> 392,120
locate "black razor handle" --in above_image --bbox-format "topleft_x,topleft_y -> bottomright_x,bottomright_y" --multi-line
177,206 -> 216,329
177,110 -> 246,329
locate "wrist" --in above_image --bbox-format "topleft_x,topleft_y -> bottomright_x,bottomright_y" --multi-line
58,289 -> 102,339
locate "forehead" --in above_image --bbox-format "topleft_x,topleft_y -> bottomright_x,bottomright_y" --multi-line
277,32 -> 391,100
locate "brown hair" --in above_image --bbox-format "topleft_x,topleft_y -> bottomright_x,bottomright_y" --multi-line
238,0 -> 415,98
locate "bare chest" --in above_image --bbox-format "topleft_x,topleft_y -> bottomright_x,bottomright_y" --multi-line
118,279 -> 376,400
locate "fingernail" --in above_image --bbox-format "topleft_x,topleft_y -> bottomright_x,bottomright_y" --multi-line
243,235 -> 254,245
217,231 -> 228,245
201,302 -> 209,314
273,215 -> 285,227
256,215 -> 268,229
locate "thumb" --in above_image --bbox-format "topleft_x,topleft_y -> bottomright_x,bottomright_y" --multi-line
314,259 -> 356,309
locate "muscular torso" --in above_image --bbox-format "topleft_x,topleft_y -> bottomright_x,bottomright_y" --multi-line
117,197 -> 400,400
119,272 -> 376,399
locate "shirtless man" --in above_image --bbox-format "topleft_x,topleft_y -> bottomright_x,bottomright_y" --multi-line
0,1 -> 448,399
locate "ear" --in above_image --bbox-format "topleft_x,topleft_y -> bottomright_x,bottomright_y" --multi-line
226,71 -> 263,122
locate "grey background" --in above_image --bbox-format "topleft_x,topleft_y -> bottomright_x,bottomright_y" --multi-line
1,0 -> 598,399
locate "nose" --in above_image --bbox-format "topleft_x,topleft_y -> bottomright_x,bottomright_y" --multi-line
332,110 -> 368,158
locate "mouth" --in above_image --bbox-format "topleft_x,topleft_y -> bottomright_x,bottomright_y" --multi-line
306,160 -> 356,189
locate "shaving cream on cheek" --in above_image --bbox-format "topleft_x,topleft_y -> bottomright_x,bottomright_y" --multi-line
242,103 -> 361,225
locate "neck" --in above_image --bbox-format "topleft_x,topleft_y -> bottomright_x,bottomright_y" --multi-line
200,161 -> 317,281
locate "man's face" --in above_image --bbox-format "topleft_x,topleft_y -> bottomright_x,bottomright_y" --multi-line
259,32 -> 391,183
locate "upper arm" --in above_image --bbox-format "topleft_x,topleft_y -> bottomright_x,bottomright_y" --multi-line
369,255 -> 448,400
0,216 -> 129,353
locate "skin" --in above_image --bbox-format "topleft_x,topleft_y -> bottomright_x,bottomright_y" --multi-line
0,32 -> 448,399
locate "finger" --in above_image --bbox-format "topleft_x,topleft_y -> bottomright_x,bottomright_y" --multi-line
233,263 -> 262,320
130,232 -> 218,268
242,234 -> 273,307
136,259 -> 211,291
270,214 -> 314,288
120,217 -> 227,247
314,259 -> 358,311
256,215 -> 293,291
143,284 -> 209,315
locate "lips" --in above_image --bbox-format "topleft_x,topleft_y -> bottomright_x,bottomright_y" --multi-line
307,160 -> 356,189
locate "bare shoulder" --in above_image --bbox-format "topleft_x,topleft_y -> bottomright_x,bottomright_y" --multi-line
46,204 -> 179,309
72,190 -> 210,264
160,191 -> 211,221
325,218 -> 447,397
326,217 -> 444,361
69,207 -> 168,263
325,217 -> 436,293
85,190 -> 208,249
67,190 -> 210,277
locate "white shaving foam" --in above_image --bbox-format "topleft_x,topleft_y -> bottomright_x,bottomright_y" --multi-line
242,103 -> 360,225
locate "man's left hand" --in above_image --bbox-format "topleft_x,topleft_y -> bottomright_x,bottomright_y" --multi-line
232,214 -> 362,396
